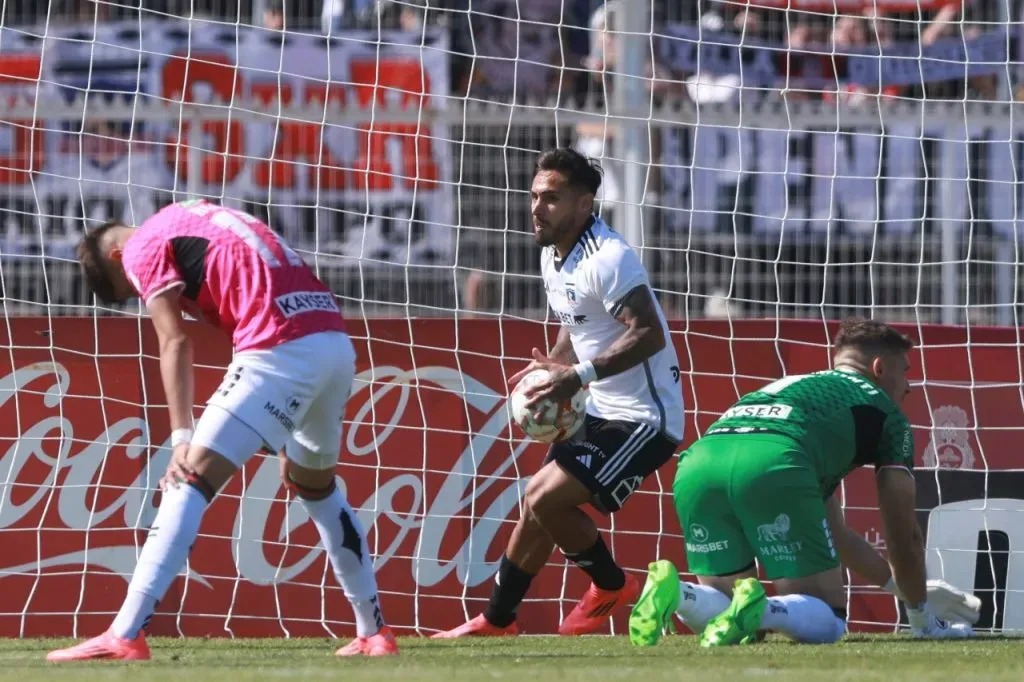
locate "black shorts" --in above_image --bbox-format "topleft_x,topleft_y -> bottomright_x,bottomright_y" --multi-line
545,414 -> 679,514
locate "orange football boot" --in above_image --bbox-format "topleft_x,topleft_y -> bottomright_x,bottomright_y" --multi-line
335,626 -> 400,657
559,573 -> 640,636
430,614 -> 519,639
47,629 -> 151,662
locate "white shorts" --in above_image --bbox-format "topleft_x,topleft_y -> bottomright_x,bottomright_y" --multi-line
192,331 -> 356,470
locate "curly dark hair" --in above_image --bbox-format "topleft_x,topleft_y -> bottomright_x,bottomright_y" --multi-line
534,148 -> 603,195
833,317 -> 914,356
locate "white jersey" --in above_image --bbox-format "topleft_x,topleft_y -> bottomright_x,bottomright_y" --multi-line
541,216 -> 684,442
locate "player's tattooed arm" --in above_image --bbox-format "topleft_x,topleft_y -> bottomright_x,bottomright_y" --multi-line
516,286 -> 662,405
507,326 -> 578,389
548,324 -> 579,364
592,284 -> 667,380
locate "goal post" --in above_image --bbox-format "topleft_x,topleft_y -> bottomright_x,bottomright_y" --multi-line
0,1 -> 1022,637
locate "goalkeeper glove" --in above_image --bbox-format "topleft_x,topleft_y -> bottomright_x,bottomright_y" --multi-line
885,578 -> 982,625
905,602 -> 974,639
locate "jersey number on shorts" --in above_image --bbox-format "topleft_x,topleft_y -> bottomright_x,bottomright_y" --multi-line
189,203 -> 305,268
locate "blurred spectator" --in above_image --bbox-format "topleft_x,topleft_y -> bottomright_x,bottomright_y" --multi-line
455,0 -> 585,101
780,12 -> 830,100
264,0 -> 286,30
833,13 -> 869,48
576,1 -> 624,223
319,0 -> 466,38
54,0 -> 115,23
373,0 -> 430,31
905,2 -> 1000,101
322,0 -> 342,31
681,10 -> 741,105
583,0 -> 675,92
322,0 -> 343,31
576,0 -> 676,225
920,3 -> 959,47
322,0 -> 375,32
731,6 -> 766,39
826,9 -> 900,106
583,0 -> 618,75
461,269 -> 493,317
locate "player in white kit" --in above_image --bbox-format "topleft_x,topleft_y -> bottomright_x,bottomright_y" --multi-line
434,149 -> 684,638
48,200 -> 397,661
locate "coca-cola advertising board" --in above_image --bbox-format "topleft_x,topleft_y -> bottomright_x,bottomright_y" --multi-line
0,317 -> 1020,637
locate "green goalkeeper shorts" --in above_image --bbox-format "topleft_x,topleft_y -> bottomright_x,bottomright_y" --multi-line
672,433 -> 838,580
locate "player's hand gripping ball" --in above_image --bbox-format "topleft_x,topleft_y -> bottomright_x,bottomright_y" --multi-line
509,368 -> 586,443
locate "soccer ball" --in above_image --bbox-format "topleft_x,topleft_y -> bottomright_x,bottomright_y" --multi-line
509,368 -> 586,443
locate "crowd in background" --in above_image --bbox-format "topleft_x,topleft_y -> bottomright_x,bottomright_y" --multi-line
1,0 -> 1011,103
0,0 -> 1021,324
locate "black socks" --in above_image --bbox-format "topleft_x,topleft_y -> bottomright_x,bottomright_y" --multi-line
563,536 -> 625,591
483,555 -> 535,627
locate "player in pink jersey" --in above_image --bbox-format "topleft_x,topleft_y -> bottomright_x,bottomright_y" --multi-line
48,200 -> 397,661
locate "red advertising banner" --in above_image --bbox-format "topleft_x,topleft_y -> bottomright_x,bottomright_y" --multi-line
0,21 -> 453,266
0,317 -> 1019,637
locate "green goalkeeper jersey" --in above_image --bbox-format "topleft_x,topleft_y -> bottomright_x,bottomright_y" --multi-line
704,369 -> 914,497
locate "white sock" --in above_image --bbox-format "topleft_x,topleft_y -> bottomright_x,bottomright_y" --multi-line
111,484 -> 207,639
111,591 -> 159,640
760,594 -> 846,643
301,485 -> 384,637
676,582 -> 731,634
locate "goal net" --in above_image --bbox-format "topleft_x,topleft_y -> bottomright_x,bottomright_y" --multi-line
0,0 -> 1021,638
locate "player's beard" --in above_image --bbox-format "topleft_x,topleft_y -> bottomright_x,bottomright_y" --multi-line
533,220 -> 558,247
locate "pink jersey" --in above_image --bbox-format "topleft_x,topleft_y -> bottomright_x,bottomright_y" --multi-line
121,200 -> 345,351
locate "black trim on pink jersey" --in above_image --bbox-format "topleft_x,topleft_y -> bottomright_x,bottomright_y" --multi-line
170,236 -> 209,300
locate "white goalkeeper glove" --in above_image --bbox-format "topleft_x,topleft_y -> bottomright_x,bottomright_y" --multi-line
924,579 -> 982,625
905,602 -> 974,639
885,578 -> 982,625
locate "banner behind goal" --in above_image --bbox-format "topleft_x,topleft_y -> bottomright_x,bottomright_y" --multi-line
0,0 -> 1022,636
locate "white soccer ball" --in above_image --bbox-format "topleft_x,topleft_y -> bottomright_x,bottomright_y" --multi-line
509,368 -> 586,443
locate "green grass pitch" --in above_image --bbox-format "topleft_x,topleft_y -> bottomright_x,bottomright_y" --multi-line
3,635 -> 1022,682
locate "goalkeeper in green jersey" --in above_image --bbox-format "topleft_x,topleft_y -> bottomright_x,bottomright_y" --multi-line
629,318 -> 977,646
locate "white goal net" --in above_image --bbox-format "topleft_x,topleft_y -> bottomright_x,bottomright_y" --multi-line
0,0 -> 1022,638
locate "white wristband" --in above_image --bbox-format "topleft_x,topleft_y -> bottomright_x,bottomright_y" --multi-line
171,428 -> 193,448
573,360 -> 598,386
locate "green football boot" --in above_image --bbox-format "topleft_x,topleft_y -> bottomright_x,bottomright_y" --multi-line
628,560 -> 680,647
699,577 -> 767,647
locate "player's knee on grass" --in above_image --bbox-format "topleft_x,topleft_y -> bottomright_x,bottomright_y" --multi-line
762,592 -> 847,644
767,570 -> 847,644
